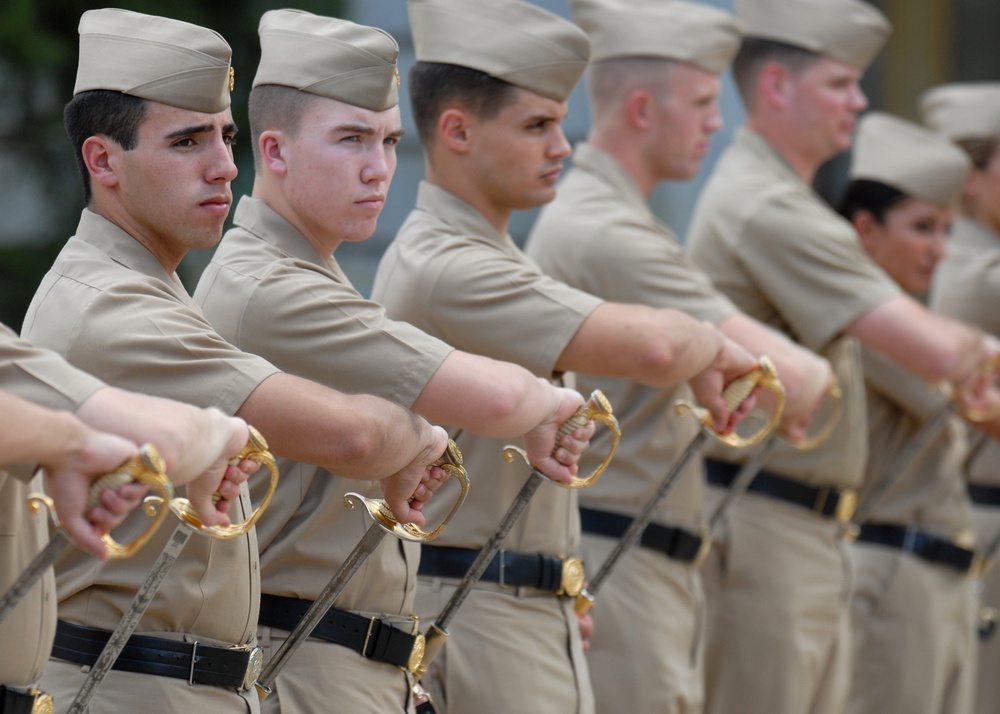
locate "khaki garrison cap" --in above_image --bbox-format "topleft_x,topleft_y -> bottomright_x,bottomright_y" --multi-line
407,0 -> 590,102
919,83 -> 1000,142
735,0 -> 890,71
254,10 -> 400,112
570,0 -> 740,75
74,8 -> 232,113
850,112 -> 971,208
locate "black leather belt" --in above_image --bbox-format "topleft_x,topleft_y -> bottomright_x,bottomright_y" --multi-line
258,594 -> 420,671
855,523 -> 976,572
0,686 -> 52,714
579,507 -> 703,563
418,545 -> 585,596
705,457 -> 857,521
969,483 -> 1000,507
52,620 -> 261,691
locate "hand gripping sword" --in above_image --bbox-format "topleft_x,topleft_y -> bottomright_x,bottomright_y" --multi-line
573,358 -> 785,615
411,390 -> 621,683
66,426 -> 279,714
254,440 -> 470,698
0,444 -> 174,626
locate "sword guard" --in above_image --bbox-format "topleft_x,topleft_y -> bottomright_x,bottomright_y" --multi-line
345,440 -> 470,542
505,389 -> 620,489
939,350 -> 1000,422
30,443 -> 174,559
675,357 -> 785,448
146,425 -> 279,539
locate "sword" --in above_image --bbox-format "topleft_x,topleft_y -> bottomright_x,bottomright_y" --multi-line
574,358 -> 785,615
254,440 -> 469,698
412,390 -> 621,681
0,444 -> 173,626
66,427 -> 279,714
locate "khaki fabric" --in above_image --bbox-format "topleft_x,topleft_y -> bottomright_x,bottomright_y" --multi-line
21,209 -> 279,708
373,181 -> 603,712
0,325 -> 104,687
920,82 -> 1000,142
970,505 -> 1000,714
686,126 -> 900,714
847,544 -> 977,714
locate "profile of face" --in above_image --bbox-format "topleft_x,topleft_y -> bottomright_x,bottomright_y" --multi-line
784,56 -> 868,164
854,197 -> 952,295
965,148 -> 1000,236
648,63 -> 723,181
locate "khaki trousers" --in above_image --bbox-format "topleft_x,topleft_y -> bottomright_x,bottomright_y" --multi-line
847,542 -> 977,714
257,624 -> 415,714
970,504 -> 1000,714
580,531 -> 704,713
413,578 -> 594,714
42,658 -> 258,714
701,488 -> 852,714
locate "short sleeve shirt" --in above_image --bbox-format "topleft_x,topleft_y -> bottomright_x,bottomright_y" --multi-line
195,196 -> 454,612
687,128 -> 901,487
20,209 -> 280,646
372,182 -> 604,554
931,217 -> 1000,487
525,143 -> 737,530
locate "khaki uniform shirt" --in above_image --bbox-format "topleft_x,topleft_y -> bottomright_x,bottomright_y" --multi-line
860,347 -> 970,533
525,143 -> 737,531
0,325 -> 104,686
372,182 -> 603,555
687,128 -> 900,487
931,217 -> 1000,488
194,196 -> 453,612
20,209 -> 279,647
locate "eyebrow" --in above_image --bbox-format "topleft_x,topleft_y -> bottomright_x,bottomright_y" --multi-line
164,122 -> 238,140
334,123 -> 405,140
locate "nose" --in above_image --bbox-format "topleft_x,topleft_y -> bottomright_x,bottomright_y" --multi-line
850,83 -> 868,113
706,104 -> 724,134
549,125 -> 572,160
361,146 -> 394,184
208,138 -> 238,183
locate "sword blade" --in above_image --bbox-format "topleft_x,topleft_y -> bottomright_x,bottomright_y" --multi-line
0,531 -> 73,625
255,523 -> 386,695
67,523 -> 194,714
706,434 -> 782,533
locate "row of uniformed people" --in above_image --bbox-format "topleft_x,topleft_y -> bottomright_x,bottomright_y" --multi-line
6,1 -> 1000,714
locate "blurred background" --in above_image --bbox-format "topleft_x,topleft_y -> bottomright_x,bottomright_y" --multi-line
1,0 -> 998,330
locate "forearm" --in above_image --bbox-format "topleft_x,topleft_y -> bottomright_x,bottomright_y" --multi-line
0,389 -> 90,468
238,373 -> 437,480
412,351 -> 562,437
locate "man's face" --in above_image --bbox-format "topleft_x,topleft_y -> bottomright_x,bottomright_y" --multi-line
279,97 -> 402,252
786,57 -> 868,163
466,87 -> 572,213
858,197 -> 951,295
649,63 -> 723,181
968,149 -> 1000,235
110,101 -> 237,268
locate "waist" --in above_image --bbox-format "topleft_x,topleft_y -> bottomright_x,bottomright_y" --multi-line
579,507 -> 703,564
51,620 -> 261,692
258,594 -> 422,673
0,686 -> 52,714
854,523 -> 976,573
969,483 -> 1000,508
705,457 -> 857,522
417,545 -> 585,597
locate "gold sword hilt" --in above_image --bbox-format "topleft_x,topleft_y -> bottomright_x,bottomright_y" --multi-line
940,351 -> 1000,423
30,443 -> 174,559
345,439 -> 470,542
503,389 -> 621,490
786,377 -> 843,450
675,357 -> 785,448
145,425 -> 279,539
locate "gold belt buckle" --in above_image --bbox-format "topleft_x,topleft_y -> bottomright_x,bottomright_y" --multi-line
29,690 -> 54,714
833,488 -> 857,523
229,644 -> 264,691
557,556 -> 585,597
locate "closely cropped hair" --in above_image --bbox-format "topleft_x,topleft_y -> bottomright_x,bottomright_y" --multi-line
954,137 -> 1000,171
63,90 -> 146,204
587,57 -> 677,123
409,61 -> 519,147
732,38 -> 819,108
837,178 -> 908,224
248,84 -> 319,171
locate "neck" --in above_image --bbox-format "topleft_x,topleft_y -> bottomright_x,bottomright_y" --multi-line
425,161 -> 512,235
589,130 -> 658,198
746,114 -> 822,184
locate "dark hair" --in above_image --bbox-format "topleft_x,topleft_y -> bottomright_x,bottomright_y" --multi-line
732,37 -> 819,109
63,90 -> 147,204
955,136 -> 999,170
248,84 -> 318,171
408,61 -> 519,147
837,178 -> 908,223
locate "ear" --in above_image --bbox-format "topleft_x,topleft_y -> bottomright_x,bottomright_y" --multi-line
258,130 -> 288,176
851,209 -> 879,251
438,107 -> 472,154
758,62 -> 792,110
81,135 -> 119,189
624,89 -> 655,131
